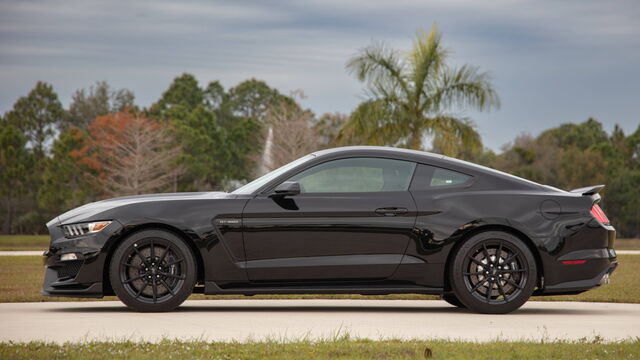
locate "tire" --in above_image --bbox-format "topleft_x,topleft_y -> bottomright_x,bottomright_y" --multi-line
109,229 -> 197,312
450,231 -> 537,314
442,293 -> 466,308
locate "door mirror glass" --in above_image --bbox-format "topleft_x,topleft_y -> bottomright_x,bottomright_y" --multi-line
271,181 -> 301,196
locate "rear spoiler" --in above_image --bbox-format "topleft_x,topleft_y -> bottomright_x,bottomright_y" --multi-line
570,185 -> 605,196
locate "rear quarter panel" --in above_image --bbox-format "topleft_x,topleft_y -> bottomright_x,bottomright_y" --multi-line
399,180 -> 603,288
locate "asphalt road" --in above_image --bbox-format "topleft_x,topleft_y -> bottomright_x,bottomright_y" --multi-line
1,299 -> 638,343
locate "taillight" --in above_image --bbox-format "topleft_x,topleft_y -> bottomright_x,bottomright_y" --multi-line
591,204 -> 610,225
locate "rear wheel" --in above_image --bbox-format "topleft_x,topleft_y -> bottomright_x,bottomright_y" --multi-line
450,231 -> 537,314
109,229 -> 197,312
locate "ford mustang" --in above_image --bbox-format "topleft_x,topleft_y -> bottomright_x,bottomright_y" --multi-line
42,146 -> 618,313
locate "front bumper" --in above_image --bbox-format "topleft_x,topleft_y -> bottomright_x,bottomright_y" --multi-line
40,220 -> 123,298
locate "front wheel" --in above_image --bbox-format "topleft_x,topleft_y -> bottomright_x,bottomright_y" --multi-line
450,231 -> 537,314
109,229 -> 197,312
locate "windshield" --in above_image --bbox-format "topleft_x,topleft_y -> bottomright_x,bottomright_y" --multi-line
232,154 -> 316,195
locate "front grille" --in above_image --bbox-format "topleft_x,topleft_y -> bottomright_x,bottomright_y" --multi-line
56,260 -> 83,280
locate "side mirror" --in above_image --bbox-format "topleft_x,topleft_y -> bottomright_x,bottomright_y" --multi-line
271,181 -> 301,197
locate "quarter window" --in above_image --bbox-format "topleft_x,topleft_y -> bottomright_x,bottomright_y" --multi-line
286,157 -> 416,193
431,167 -> 471,187
410,164 -> 472,190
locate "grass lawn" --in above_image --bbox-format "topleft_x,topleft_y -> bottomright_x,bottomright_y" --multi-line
0,235 -> 49,251
1,235 -> 639,251
1,338 -> 639,360
1,254 -> 638,304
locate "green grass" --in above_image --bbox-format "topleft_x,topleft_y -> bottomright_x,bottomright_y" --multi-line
0,235 -> 49,251
1,255 -> 638,304
1,235 -> 638,251
0,338 -> 638,359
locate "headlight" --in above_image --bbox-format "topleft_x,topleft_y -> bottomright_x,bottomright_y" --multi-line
62,221 -> 112,238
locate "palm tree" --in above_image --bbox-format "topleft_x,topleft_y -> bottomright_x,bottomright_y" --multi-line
339,25 -> 500,156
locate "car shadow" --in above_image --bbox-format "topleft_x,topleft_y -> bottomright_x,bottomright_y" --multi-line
46,303 -> 605,316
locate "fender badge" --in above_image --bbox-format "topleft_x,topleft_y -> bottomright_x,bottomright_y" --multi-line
215,218 -> 241,225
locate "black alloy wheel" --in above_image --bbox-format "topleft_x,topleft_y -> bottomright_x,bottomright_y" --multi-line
110,229 -> 196,312
450,231 -> 537,314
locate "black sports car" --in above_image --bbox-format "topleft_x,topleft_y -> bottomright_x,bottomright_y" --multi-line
42,146 -> 618,313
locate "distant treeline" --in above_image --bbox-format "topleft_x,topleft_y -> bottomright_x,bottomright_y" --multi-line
1,76 -> 637,237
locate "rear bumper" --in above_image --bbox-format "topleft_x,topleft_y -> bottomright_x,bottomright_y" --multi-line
540,258 -> 618,295
538,219 -> 618,295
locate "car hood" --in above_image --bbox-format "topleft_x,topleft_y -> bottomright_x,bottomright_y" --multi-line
49,192 -> 231,226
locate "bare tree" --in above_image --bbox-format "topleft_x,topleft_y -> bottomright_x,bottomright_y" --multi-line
315,112 -> 348,149
85,112 -> 183,197
261,90 -> 320,171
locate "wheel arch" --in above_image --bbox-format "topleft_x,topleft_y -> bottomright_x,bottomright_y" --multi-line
442,224 -> 544,292
102,223 -> 205,296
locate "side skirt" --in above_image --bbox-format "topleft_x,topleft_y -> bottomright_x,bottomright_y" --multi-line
204,281 -> 443,296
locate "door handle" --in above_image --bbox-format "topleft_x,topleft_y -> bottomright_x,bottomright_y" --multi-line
375,207 -> 408,216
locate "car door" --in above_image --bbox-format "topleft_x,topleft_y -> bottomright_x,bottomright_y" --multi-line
242,157 -> 418,282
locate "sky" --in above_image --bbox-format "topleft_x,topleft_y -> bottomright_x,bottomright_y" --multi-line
1,0 -> 639,151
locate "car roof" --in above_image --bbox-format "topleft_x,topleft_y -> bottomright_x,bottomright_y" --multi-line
313,146 -> 444,160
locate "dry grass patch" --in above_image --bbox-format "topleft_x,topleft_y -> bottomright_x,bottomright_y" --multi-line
618,238 -> 640,250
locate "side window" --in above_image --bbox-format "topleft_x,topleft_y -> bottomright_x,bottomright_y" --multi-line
410,164 -> 472,190
287,157 -> 416,193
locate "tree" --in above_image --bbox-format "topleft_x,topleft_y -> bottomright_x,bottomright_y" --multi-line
315,112 -> 348,149
0,119 -> 33,233
490,118 -> 640,238
227,79 -> 289,122
149,74 -> 264,190
4,82 -> 63,159
607,124 -> 640,237
606,168 -> 640,238
539,118 -> 609,151
64,81 -> 135,130
80,112 -> 184,196
172,106 -> 238,190
262,90 -> 320,171
339,25 -> 499,156
149,73 -> 203,117
225,79 -> 292,177
38,127 -> 98,214
2,82 -> 61,233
